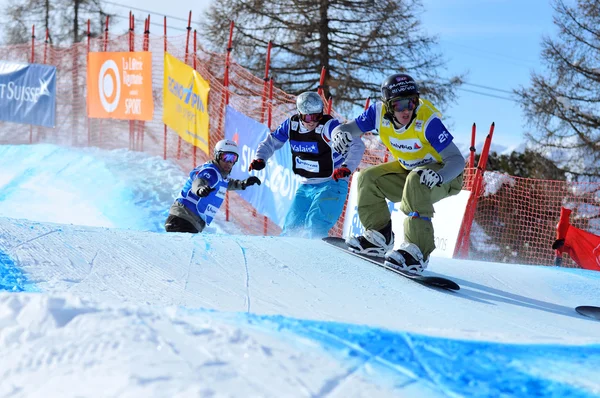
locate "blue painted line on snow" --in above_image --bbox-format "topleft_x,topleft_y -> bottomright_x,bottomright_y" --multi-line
180,308 -> 600,398
0,249 -> 38,292
249,314 -> 600,397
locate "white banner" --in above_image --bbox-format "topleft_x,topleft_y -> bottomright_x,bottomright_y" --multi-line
342,171 -> 470,258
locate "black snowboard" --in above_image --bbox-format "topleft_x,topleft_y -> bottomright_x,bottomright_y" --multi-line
575,306 -> 600,321
323,237 -> 460,291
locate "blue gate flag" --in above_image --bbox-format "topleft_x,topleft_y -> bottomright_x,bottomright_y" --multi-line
0,60 -> 57,128
225,105 -> 300,228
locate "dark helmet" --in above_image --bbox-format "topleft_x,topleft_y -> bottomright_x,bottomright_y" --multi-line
381,73 -> 419,101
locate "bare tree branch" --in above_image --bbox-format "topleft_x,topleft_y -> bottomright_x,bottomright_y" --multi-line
199,0 -> 461,114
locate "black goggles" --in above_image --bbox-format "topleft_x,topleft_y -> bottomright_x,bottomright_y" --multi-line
299,112 -> 323,123
389,97 -> 418,112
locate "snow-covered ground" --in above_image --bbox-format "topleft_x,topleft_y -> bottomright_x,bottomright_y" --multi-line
1,144 -> 600,398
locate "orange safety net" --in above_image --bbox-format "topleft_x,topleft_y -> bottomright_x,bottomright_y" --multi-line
0,28 -> 594,269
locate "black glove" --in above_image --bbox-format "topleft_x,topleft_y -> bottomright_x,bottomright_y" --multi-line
552,239 -> 565,250
332,166 -> 351,181
248,159 -> 266,171
196,185 -> 215,197
242,176 -> 262,189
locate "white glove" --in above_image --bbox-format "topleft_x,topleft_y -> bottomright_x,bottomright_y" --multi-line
418,169 -> 443,189
331,131 -> 352,155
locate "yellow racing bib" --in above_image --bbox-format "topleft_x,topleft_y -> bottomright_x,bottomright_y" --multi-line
378,99 -> 444,170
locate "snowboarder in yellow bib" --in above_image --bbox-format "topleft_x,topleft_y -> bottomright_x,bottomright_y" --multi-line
331,73 -> 465,274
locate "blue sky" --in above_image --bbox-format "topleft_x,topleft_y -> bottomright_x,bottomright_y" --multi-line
0,0 -> 560,148
419,0 -> 558,149
102,0 -> 562,149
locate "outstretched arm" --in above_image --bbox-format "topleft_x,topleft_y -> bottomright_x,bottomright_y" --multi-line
336,122 -> 366,172
331,121 -> 365,156
437,142 -> 466,183
255,119 -> 290,162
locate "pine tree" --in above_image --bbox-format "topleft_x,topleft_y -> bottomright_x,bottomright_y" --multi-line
516,0 -> 600,180
200,0 -> 462,113
2,0 -> 110,45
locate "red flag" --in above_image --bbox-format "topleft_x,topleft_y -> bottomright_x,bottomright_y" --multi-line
554,207 -> 600,271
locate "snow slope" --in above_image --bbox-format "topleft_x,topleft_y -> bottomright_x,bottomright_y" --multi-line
1,144 -> 599,398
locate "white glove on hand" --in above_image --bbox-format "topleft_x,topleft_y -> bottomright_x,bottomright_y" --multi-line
418,169 -> 443,189
332,131 -> 352,155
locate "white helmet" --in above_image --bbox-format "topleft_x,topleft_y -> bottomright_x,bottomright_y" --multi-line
214,139 -> 239,162
296,92 -> 324,115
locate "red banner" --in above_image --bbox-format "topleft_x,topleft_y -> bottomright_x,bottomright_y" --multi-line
554,207 -> 600,271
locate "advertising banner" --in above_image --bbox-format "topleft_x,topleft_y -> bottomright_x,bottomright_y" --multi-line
0,60 -> 56,127
225,105 -> 300,227
162,52 -> 210,155
342,171 -> 470,259
87,51 -> 154,121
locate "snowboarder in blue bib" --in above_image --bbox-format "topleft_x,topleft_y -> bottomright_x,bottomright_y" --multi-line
331,74 -> 465,274
248,91 -> 365,238
165,139 -> 261,233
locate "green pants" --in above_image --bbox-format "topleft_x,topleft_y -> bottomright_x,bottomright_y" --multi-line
356,161 -> 463,259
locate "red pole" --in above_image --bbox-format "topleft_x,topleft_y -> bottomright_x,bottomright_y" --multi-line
179,13 -> 191,158
184,11 -> 192,64
99,16 -> 110,145
454,122 -> 495,259
30,25 -> 35,63
262,78 -> 275,235
192,29 -> 197,168
128,11 -> 133,51
260,41 -> 272,124
30,25 -> 35,144
267,78 -> 274,129
129,12 -> 135,151
224,21 -> 234,106
43,29 -> 49,64
469,123 -> 476,169
103,16 -> 109,51
326,96 -> 332,115
138,16 -> 150,153
364,97 -> 370,110
223,21 -> 234,222
86,19 -> 91,146
163,17 -> 168,160
218,21 -> 234,136
317,66 -> 326,97
254,41 -> 272,222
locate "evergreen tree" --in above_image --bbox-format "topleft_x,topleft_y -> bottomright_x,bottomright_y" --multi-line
483,149 -> 567,180
515,0 -> 600,180
2,0 -> 110,45
200,0 -> 462,113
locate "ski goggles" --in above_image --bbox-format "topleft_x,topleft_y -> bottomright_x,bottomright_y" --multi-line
389,97 -> 418,112
219,152 -> 239,163
299,112 -> 323,123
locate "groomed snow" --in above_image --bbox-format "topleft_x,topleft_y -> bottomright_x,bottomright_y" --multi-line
1,144 -> 599,397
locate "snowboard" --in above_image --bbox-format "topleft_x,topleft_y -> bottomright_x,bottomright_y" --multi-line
323,237 -> 460,291
575,306 -> 600,321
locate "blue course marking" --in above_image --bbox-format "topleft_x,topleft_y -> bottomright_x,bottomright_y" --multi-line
0,249 -> 38,292
235,312 -> 600,397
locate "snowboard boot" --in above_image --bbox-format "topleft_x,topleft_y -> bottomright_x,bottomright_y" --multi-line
384,242 -> 429,274
346,221 -> 394,257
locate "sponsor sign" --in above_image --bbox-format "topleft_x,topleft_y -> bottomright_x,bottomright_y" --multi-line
87,51 -> 154,121
0,60 -> 56,127
162,52 -> 210,154
225,105 -> 300,227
